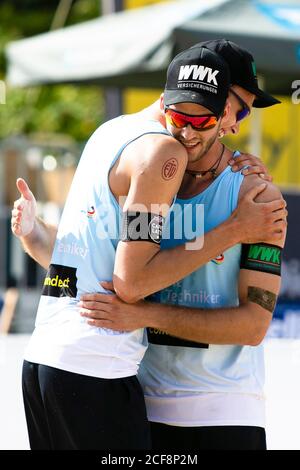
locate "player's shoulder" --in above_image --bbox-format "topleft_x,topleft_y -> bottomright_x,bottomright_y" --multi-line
123,131 -> 188,176
239,174 -> 282,202
138,132 -> 187,162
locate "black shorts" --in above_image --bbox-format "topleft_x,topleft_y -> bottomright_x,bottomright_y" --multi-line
22,360 -> 151,450
150,422 -> 266,451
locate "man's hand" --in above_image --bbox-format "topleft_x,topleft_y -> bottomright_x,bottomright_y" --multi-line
11,178 -> 56,269
232,183 -> 287,244
11,178 -> 37,238
229,153 -> 272,182
79,282 -> 147,331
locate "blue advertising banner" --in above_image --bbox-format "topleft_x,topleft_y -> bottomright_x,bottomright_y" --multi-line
269,192 -> 300,338
254,1 -> 300,31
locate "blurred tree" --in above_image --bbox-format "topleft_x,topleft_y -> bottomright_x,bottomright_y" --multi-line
0,0 -> 104,142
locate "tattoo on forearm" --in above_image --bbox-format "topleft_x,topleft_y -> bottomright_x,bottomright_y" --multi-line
162,158 -> 178,180
248,286 -> 277,313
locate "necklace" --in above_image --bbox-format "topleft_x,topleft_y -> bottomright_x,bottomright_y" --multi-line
185,143 -> 226,179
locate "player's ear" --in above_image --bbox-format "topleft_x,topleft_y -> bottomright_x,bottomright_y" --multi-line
220,99 -> 231,126
160,93 -> 165,112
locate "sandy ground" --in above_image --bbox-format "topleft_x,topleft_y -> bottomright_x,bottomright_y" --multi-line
0,335 -> 29,450
0,335 -> 300,450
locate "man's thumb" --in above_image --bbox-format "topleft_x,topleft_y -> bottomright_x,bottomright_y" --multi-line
245,183 -> 267,201
100,281 -> 115,293
16,178 -> 34,202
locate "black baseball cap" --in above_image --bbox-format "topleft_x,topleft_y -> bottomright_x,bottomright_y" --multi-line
164,46 -> 230,118
196,39 -> 280,108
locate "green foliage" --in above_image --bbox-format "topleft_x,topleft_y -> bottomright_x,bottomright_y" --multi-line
0,0 -> 103,142
0,84 -> 104,141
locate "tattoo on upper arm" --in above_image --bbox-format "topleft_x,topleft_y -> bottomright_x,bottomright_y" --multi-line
162,158 -> 178,180
248,286 -> 277,313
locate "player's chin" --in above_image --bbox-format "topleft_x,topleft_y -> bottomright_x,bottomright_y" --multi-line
186,145 -> 204,162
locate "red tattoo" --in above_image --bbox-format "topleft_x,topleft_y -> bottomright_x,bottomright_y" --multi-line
162,158 -> 178,180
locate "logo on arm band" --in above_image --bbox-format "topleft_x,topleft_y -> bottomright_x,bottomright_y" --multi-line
240,243 -> 282,276
121,211 -> 165,244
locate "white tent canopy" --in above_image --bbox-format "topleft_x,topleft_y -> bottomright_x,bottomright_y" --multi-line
6,0 -> 230,87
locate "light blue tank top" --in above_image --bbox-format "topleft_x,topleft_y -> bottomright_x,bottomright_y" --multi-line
139,154 -> 265,396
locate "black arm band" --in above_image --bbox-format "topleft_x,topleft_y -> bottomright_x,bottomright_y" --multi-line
240,243 -> 282,276
121,211 -> 165,245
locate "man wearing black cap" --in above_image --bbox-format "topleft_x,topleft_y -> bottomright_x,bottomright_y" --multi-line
200,39 -> 280,108
74,41 -> 286,450
12,43 -> 286,450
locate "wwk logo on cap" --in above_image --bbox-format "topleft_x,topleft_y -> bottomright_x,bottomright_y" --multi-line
178,65 -> 220,87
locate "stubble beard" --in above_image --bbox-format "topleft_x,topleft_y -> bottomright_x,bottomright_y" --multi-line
191,123 -> 221,163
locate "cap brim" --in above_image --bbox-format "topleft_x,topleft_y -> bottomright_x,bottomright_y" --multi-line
247,86 -> 281,108
164,90 -> 223,117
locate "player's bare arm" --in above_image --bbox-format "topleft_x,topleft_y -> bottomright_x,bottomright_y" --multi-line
80,248 -> 283,346
80,182 -> 286,344
80,264 -> 281,347
113,154 -> 286,302
12,157 -> 285,299
11,151 -> 269,260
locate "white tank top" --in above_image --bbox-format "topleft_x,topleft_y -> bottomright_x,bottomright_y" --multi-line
24,115 -> 169,379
